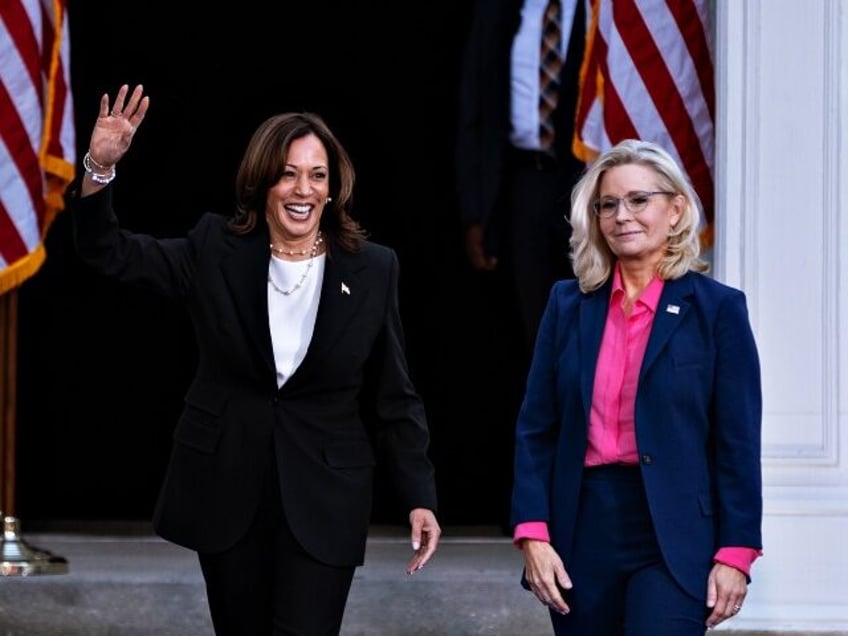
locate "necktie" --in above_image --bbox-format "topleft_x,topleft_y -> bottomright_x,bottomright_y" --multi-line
539,0 -> 563,152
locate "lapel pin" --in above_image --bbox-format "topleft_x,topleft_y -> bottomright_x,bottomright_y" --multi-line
341,282 -> 350,295
666,304 -> 680,314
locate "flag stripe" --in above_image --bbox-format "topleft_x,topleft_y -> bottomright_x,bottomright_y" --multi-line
0,82 -> 44,259
669,0 -> 714,122
572,0 -> 601,161
2,2 -> 42,103
572,0 -> 715,244
614,0 -> 713,209
40,0 -> 75,227
0,0 -> 74,294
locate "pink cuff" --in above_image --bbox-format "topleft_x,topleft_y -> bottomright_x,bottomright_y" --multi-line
714,547 -> 763,577
513,521 -> 550,549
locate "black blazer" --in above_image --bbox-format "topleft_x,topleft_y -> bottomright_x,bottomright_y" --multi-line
71,186 -> 437,567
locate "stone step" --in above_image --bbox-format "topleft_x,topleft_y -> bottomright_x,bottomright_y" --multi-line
0,526 -> 842,635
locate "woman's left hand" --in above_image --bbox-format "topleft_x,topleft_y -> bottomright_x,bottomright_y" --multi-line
88,84 -> 149,169
705,562 -> 748,629
406,508 -> 441,574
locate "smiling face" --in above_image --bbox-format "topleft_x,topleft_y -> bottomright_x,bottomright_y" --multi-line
265,132 -> 330,248
597,163 -> 682,269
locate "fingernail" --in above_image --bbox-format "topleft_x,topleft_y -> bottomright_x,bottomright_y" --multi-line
412,541 -> 420,550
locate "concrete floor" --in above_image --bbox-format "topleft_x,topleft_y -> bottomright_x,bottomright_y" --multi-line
0,526 -> 841,636
0,525 -> 547,636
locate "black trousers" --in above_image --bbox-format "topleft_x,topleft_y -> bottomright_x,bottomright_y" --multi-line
502,149 -> 574,355
198,457 -> 355,636
549,465 -> 707,636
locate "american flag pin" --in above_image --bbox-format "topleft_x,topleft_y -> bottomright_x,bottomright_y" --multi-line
666,304 -> 680,314
341,282 -> 350,295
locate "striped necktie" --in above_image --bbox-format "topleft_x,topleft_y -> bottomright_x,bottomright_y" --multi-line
539,0 -> 563,152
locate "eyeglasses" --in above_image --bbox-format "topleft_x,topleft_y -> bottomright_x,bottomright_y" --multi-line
592,191 -> 676,218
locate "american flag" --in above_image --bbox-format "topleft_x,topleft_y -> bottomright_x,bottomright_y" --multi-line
0,0 -> 74,295
572,0 -> 715,247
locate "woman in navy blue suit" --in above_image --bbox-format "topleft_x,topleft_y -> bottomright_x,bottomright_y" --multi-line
510,139 -> 762,634
68,84 -> 441,635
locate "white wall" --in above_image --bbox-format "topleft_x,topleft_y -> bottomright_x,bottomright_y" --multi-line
714,0 -> 848,631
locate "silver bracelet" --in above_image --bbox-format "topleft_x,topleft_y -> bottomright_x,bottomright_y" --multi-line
83,151 -> 116,185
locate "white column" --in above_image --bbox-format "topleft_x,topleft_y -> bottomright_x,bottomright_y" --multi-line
714,0 -> 848,631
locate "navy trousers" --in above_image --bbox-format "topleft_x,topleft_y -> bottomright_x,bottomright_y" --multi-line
549,464 -> 708,636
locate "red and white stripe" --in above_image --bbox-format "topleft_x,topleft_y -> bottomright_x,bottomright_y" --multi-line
0,0 -> 74,294
572,0 -> 715,245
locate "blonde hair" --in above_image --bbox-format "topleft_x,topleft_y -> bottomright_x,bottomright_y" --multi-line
569,139 -> 709,292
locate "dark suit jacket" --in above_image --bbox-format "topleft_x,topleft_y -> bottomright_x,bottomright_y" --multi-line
510,272 -> 763,599
71,186 -> 437,567
454,0 -> 585,254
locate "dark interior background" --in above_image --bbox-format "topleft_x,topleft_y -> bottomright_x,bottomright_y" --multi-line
15,1 -> 529,528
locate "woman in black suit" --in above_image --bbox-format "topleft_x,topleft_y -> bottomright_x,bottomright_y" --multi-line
68,84 -> 441,635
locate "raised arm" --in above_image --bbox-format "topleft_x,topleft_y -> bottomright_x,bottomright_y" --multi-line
81,84 -> 149,197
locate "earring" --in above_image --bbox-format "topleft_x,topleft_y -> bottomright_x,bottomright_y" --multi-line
326,196 -> 333,203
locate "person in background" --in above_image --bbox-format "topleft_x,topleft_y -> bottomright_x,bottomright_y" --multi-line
510,139 -> 763,634
67,84 -> 441,635
454,0 -> 587,532
455,0 -> 586,355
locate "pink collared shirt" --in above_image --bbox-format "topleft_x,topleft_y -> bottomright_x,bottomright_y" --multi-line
584,266 -> 662,465
514,266 -> 760,576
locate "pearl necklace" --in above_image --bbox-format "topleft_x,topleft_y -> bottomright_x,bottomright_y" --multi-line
267,232 -> 323,296
270,232 -> 324,256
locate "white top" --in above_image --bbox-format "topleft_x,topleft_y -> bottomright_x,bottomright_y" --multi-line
510,0 -> 579,149
267,253 -> 326,388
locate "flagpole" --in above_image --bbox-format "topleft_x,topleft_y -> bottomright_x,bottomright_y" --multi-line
0,288 -> 67,576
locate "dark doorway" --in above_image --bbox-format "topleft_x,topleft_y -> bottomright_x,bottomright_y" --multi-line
16,1 -> 527,529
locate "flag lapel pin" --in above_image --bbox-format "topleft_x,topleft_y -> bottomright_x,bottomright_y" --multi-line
666,304 -> 680,315
341,282 -> 350,295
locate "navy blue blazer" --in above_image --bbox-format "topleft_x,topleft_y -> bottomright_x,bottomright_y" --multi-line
71,185 -> 437,567
510,272 -> 763,599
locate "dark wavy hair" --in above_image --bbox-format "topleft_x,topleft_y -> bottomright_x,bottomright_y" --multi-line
228,112 -> 366,253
